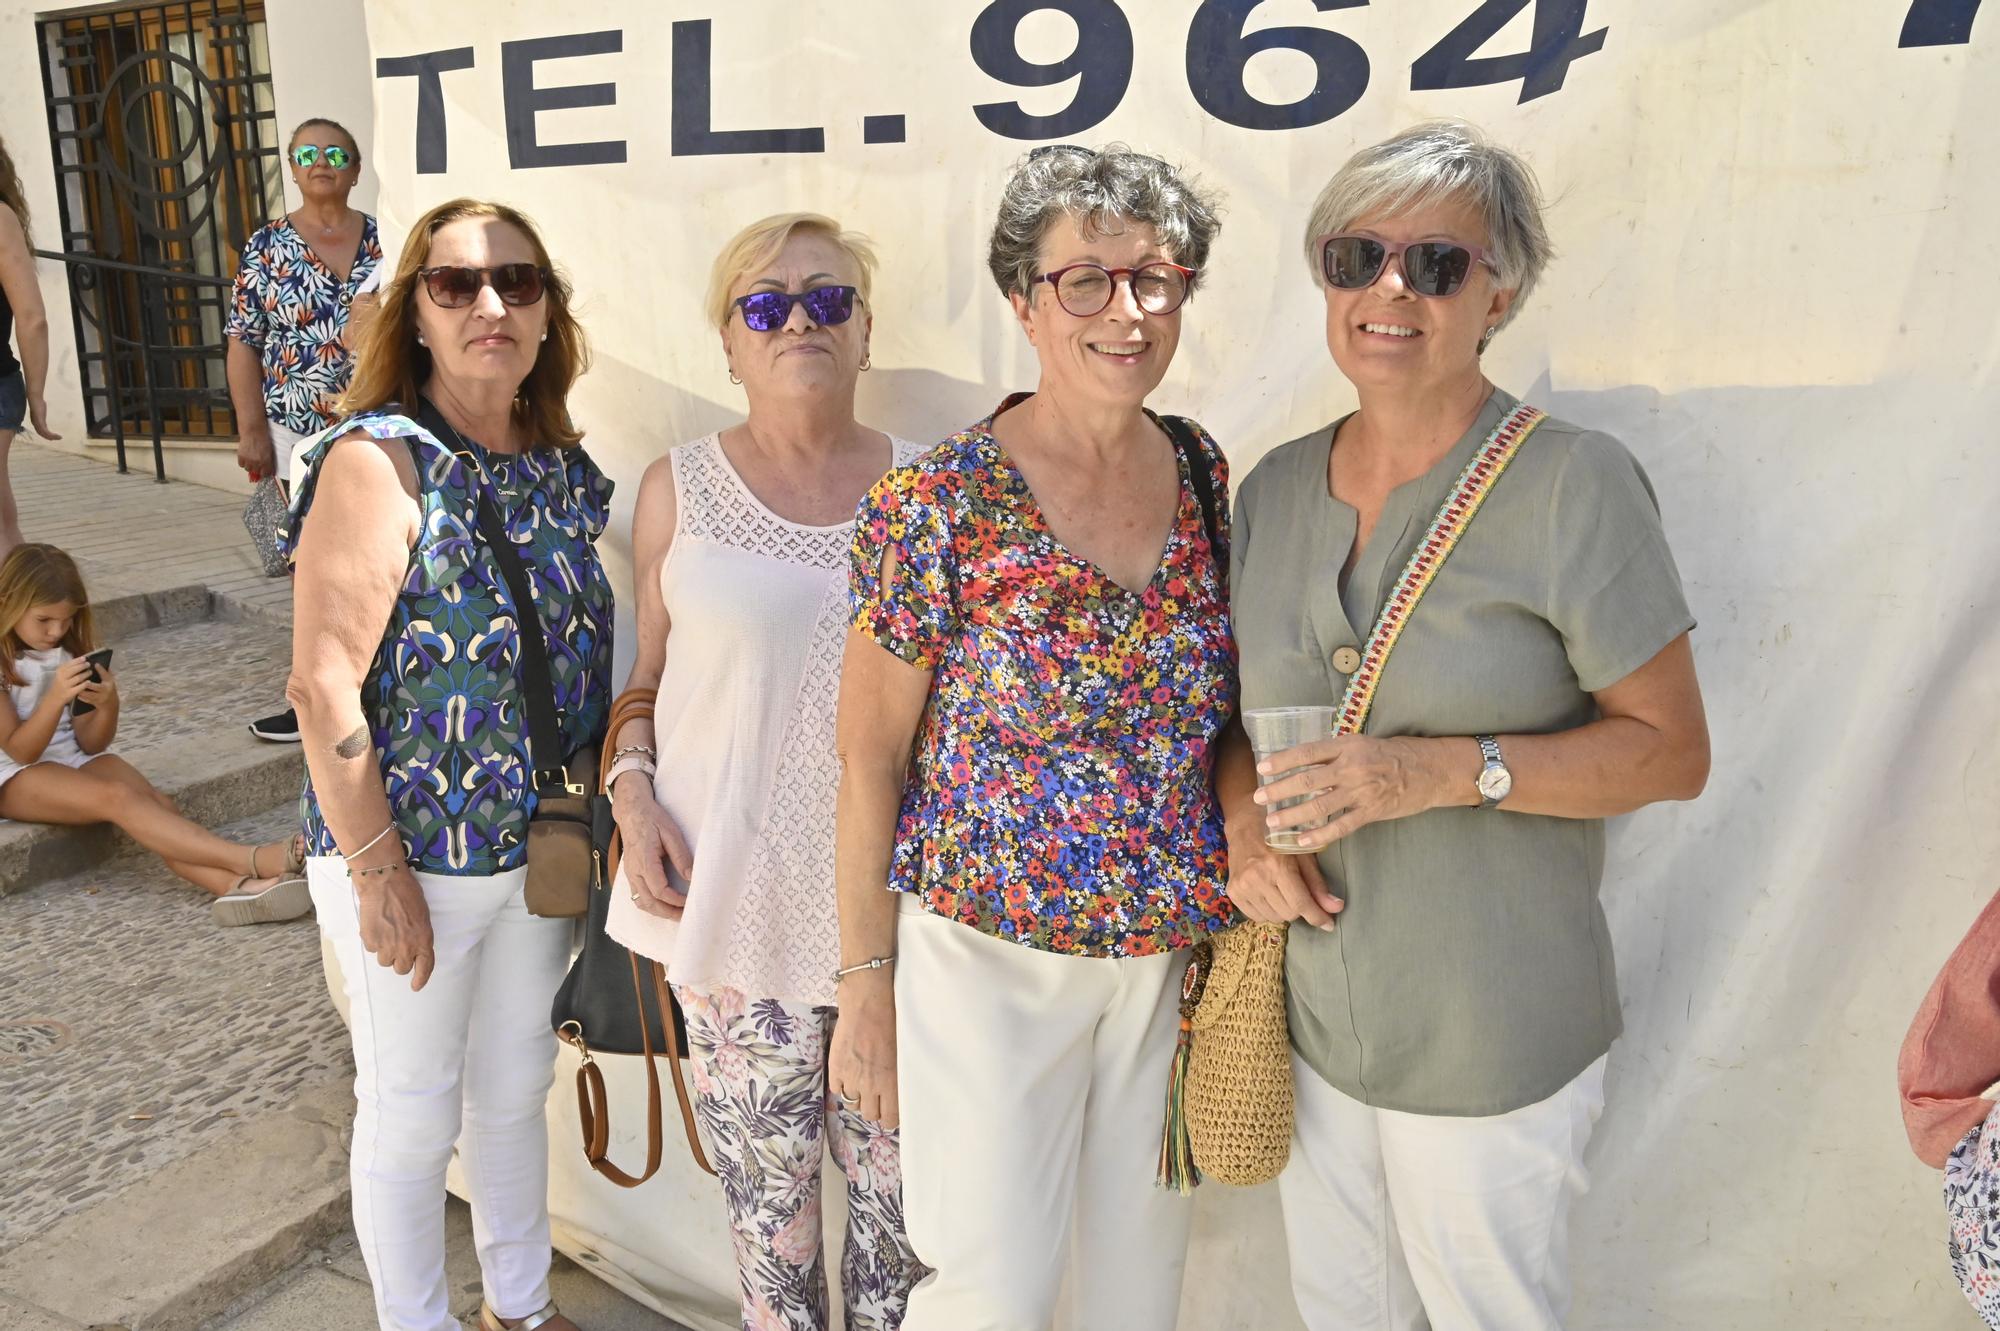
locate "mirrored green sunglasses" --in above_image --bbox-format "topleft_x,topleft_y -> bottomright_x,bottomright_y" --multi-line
290,144 -> 353,170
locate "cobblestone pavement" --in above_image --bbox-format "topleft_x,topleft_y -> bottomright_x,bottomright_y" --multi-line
82,614 -> 296,769
0,802 -> 351,1253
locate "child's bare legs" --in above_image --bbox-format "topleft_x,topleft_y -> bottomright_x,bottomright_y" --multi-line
0,756 -> 293,897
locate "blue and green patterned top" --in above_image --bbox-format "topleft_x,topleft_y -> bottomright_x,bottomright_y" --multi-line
281,409 -> 615,875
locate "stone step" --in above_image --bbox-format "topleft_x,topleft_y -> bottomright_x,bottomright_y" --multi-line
0,591 -> 301,895
0,803 -> 353,1331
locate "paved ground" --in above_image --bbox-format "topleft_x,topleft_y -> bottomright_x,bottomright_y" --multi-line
207,1200 -> 687,1330
18,444 -> 292,623
0,803 -> 346,1251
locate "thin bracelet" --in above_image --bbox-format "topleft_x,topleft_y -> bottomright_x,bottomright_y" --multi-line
833,956 -> 895,984
352,860 -> 408,880
342,824 -> 396,863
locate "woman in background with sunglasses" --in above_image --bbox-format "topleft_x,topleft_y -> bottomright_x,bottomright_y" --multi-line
284,198 -> 611,1331
1222,120 -> 1710,1331
834,145 -> 1232,1329
603,212 -> 925,1331
225,116 -> 382,747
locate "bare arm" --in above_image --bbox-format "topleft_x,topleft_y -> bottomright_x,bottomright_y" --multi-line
0,657 -> 92,763
0,208 -> 57,440
608,454 -> 694,916
1214,717 -> 1343,927
285,431 -> 435,988
827,626 -> 934,1128
1261,633 -> 1711,851
226,339 -> 275,479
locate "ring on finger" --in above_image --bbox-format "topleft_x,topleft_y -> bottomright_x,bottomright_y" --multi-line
836,1091 -> 862,1107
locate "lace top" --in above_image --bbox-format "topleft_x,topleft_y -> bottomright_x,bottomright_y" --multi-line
606,432 -> 925,1006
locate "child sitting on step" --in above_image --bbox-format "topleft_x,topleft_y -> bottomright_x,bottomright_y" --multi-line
0,543 -> 308,924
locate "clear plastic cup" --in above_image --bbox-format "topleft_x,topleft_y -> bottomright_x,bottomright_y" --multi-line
1242,706 -> 1337,854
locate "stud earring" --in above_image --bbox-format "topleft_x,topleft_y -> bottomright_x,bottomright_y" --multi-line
416,333 -> 427,346
1478,327 -> 1497,354
539,332 -> 548,343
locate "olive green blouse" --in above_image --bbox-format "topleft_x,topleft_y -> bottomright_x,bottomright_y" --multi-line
1231,387 -> 1695,1116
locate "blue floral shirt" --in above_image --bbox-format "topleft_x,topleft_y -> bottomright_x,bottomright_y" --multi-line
224,216 -> 383,434
281,410 -> 614,874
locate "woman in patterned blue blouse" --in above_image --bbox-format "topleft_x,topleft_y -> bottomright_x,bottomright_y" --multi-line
281,198 -> 610,1331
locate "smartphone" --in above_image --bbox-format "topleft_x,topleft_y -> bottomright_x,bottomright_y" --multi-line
69,647 -> 114,718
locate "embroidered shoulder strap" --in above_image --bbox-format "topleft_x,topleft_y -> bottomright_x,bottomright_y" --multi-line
1334,402 -> 1546,736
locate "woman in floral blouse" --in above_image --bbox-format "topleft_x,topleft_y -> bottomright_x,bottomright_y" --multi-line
283,198 -> 609,1331
832,145 -> 1232,1330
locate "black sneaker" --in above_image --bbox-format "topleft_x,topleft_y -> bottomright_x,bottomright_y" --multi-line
248,708 -> 301,743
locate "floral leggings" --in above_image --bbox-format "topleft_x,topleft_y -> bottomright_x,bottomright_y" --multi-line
676,985 -> 925,1331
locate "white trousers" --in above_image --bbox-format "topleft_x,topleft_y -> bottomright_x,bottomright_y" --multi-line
1279,1050 -> 1609,1331
894,896 -> 1194,1331
310,859 -> 570,1331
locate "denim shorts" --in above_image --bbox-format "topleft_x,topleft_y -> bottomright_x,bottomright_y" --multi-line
0,369 -> 25,433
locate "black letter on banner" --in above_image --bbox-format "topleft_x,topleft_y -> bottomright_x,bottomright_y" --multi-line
375,47 -> 476,175
1185,1 -> 1370,132
671,20 -> 825,155
1900,0 -> 1983,46
970,0 -> 1134,140
1411,1 -> 1607,103
501,31 -> 629,168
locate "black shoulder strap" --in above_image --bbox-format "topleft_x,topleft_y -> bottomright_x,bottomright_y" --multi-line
1158,413 -> 1223,577
413,399 -> 571,794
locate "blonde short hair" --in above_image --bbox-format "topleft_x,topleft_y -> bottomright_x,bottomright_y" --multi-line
1302,121 -> 1551,334
704,213 -> 878,331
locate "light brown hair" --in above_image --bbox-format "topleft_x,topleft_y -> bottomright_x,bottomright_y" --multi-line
0,134 -> 31,245
0,545 -> 95,687
338,198 -> 589,449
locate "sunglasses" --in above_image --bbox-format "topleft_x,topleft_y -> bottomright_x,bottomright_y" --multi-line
290,144 -> 354,171
1033,262 -> 1196,318
419,264 -> 549,309
732,285 -> 858,332
1319,235 -> 1495,299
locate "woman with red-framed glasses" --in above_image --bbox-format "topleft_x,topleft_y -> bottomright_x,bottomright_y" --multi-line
1223,120 -> 1711,1331
834,143 -> 1232,1329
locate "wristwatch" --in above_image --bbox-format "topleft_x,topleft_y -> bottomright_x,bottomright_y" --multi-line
1474,734 -> 1512,809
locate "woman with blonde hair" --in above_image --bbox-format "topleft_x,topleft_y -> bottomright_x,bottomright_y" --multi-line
284,197 -> 612,1331
0,134 -> 62,556
605,212 -> 925,1331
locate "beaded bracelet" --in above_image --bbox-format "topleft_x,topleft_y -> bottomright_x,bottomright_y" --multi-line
352,860 -> 408,880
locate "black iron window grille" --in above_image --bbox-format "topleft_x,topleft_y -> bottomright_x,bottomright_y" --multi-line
34,0 -> 283,477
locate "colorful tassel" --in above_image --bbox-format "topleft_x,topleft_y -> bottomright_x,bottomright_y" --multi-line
1157,1012 -> 1200,1194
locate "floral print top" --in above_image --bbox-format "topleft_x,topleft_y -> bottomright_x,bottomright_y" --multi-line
224,216 -> 383,434
280,409 -> 615,875
849,396 -> 1237,958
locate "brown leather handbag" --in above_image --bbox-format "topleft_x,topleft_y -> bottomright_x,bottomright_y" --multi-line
550,688 -> 712,1183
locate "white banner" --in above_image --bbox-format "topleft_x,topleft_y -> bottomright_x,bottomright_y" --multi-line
360,3 -> 2000,1326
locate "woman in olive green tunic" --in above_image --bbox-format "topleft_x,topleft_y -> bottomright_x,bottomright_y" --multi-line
1218,121 -> 1711,1331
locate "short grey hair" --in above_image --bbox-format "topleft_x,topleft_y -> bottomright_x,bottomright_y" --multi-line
987,144 -> 1222,300
1302,121 -> 1551,331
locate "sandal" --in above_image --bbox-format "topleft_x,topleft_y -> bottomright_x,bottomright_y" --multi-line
211,874 -> 311,927
478,1302 -> 576,1331
250,833 -> 307,879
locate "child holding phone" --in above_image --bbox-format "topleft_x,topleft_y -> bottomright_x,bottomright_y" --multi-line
0,544 -> 308,923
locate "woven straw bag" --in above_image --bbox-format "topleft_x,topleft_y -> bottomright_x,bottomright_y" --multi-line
1185,920 -> 1294,1185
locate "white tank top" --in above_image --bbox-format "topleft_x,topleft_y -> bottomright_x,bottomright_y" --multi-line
606,432 -> 924,1007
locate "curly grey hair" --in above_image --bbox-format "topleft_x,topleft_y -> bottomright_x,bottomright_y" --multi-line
1302,121 -> 1551,334
987,144 -> 1222,301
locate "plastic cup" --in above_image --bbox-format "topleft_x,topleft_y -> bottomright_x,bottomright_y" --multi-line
1242,706 -> 1337,854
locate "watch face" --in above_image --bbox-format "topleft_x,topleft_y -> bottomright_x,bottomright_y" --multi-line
1478,766 -> 1513,804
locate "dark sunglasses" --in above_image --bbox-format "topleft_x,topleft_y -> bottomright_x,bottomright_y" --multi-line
419,263 -> 549,309
290,144 -> 353,171
1319,235 -> 1495,299
732,285 -> 858,332
1033,262 -> 1196,318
